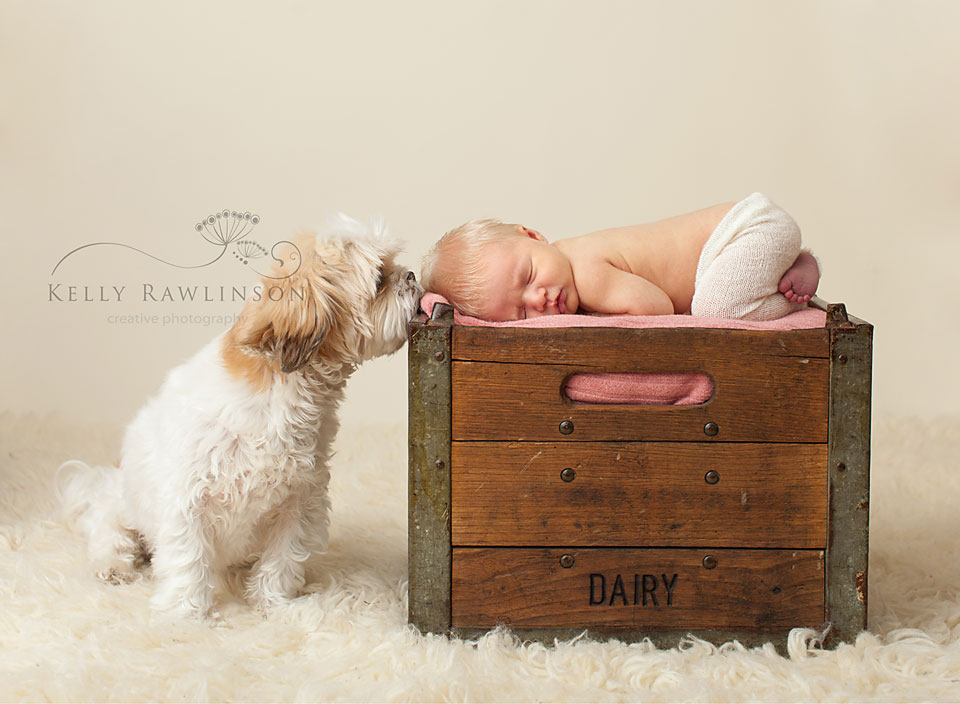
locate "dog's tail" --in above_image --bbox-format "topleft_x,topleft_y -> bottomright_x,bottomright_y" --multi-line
56,460 -> 120,532
56,460 -> 143,581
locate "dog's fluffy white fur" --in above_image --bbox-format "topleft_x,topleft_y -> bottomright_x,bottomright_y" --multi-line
58,216 -> 422,619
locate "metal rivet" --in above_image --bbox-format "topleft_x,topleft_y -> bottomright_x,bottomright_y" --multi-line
559,554 -> 575,568
704,470 -> 720,485
434,350 -> 445,361
837,461 -> 847,471
560,468 -> 576,482
559,420 -> 574,435
702,555 -> 718,570
704,422 -> 719,437
434,459 -> 444,470
838,354 -> 848,364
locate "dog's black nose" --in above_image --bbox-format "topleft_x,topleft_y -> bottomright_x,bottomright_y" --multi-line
406,270 -> 417,282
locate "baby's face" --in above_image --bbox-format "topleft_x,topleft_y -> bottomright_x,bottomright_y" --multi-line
473,226 -> 579,321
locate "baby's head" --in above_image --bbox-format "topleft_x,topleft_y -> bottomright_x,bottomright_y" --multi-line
421,218 -> 579,321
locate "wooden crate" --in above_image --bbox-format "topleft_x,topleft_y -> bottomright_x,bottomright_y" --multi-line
408,300 -> 872,650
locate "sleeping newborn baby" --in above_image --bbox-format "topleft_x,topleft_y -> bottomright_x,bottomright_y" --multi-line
420,193 -> 820,322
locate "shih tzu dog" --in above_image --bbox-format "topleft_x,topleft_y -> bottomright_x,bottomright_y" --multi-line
59,216 -> 422,619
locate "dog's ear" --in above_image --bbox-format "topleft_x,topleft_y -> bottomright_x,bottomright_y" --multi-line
233,285 -> 334,374
270,316 -> 327,375
230,237 -> 345,374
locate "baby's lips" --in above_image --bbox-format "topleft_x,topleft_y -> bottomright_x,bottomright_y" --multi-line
557,290 -> 567,314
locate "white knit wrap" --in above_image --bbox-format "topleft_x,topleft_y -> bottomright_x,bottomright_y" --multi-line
691,192 -> 811,321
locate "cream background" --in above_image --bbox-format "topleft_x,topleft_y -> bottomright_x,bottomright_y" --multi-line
2,0 -> 958,426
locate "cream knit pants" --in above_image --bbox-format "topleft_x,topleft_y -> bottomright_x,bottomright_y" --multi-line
690,192 -> 809,321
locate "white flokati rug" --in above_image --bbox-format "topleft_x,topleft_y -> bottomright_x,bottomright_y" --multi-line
1,411 -> 959,702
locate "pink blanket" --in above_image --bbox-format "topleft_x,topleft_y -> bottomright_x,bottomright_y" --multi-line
420,293 -> 826,405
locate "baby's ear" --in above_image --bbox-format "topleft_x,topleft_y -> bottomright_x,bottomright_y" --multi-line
517,225 -> 546,242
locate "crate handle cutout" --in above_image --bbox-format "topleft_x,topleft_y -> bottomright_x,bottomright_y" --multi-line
563,372 -> 715,406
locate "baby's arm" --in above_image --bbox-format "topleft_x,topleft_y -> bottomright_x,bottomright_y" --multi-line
578,262 -> 675,316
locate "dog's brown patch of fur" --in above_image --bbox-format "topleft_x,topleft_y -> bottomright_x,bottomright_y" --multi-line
221,234 -> 348,391
221,331 -> 276,393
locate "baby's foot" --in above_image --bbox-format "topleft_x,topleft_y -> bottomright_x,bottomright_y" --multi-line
778,251 -> 820,304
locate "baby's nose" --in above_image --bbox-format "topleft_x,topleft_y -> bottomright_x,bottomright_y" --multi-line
523,287 -> 548,313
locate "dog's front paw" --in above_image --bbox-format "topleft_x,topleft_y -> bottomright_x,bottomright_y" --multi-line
245,560 -> 306,616
249,592 -> 300,617
150,586 -> 214,620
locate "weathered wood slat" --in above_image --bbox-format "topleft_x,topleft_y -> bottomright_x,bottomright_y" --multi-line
451,442 -> 827,548
825,321 -> 873,647
407,321 -> 453,634
453,326 -> 830,363
451,357 -> 829,442
452,547 -> 825,631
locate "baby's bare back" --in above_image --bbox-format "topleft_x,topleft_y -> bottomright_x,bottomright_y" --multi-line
555,202 -> 734,314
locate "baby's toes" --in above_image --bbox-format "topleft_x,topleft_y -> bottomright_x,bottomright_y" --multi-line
778,278 -> 792,294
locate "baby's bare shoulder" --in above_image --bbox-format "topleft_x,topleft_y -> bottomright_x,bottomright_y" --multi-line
554,230 -> 623,265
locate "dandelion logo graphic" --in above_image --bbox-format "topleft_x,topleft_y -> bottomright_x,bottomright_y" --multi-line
50,210 -> 302,279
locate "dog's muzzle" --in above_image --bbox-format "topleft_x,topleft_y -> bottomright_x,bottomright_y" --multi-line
403,270 -> 426,314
